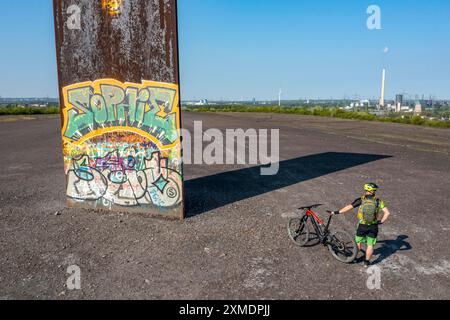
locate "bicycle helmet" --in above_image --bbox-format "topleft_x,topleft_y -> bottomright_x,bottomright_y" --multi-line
364,183 -> 379,192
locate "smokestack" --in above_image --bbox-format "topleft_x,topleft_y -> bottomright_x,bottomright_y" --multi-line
279,89 -> 282,107
380,68 -> 386,108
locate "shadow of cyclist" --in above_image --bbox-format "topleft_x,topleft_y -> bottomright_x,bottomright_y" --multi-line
372,235 -> 412,265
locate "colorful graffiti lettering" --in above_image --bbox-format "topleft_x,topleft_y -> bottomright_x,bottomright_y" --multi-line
61,79 -> 183,216
67,150 -> 182,208
62,79 -> 180,148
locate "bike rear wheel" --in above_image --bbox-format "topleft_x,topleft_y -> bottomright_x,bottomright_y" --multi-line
287,216 -> 310,247
327,230 -> 358,263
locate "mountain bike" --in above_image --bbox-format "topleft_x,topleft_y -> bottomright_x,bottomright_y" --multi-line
287,204 -> 358,263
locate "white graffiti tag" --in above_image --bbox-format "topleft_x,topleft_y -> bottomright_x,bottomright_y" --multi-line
66,151 -> 182,208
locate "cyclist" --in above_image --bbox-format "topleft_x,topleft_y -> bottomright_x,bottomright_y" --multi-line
331,183 -> 391,267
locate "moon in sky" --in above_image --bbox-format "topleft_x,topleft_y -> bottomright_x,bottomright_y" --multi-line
383,47 -> 389,54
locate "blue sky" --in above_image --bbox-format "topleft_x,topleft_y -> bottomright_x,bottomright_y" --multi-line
0,0 -> 449,100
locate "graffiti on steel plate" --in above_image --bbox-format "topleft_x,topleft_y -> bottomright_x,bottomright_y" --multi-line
61,79 -> 183,211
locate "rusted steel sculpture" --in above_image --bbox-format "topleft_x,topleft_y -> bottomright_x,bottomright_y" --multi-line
53,0 -> 184,219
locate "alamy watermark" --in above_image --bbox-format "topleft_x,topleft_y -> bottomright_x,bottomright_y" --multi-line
180,121 -> 280,176
366,265 -> 382,290
66,265 -> 81,290
66,5 -> 81,30
367,5 -> 382,30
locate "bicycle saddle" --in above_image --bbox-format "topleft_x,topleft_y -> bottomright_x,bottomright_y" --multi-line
299,204 -> 323,210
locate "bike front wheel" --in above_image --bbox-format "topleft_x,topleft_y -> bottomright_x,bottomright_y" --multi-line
327,230 -> 358,263
287,216 -> 310,247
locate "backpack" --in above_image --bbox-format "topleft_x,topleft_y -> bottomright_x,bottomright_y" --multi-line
358,196 -> 380,224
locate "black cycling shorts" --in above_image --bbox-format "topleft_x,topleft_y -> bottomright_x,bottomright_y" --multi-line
356,224 -> 379,239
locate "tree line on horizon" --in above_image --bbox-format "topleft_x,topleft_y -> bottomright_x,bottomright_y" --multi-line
1,103 -> 449,129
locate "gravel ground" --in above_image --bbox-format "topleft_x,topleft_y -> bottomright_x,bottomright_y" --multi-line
0,112 -> 449,300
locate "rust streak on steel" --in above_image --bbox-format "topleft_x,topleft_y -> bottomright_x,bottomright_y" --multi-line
53,0 -> 179,86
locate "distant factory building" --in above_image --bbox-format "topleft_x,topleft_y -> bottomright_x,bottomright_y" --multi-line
414,101 -> 423,115
395,94 -> 403,112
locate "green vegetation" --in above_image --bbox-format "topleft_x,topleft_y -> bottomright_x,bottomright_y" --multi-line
182,105 -> 450,129
2,103 -> 448,129
0,105 -> 60,116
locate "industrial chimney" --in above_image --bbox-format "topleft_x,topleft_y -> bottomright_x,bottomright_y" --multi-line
379,68 -> 386,109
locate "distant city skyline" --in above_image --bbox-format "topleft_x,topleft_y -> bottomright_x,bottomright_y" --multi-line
2,96 -> 445,104
0,1 -> 449,100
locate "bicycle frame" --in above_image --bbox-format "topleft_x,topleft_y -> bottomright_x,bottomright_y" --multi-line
304,209 -> 333,244
290,205 -> 358,263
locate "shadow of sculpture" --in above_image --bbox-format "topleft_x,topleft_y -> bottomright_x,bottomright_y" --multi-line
185,152 -> 392,217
